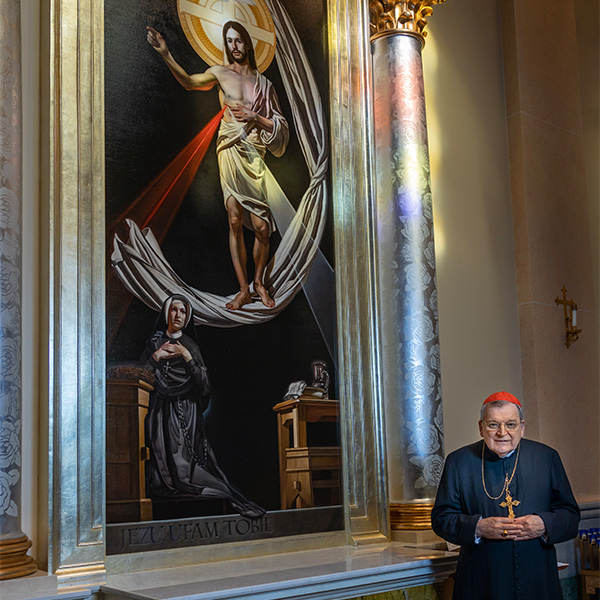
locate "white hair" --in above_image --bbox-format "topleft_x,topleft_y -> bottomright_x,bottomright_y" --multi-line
480,400 -> 524,421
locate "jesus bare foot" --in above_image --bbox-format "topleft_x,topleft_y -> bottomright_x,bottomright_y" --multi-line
226,289 -> 253,311
254,282 -> 275,308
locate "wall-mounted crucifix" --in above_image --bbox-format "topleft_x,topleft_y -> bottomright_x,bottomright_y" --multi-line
554,286 -> 582,348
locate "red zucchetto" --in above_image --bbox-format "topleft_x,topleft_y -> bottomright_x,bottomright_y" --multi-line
482,391 -> 522,407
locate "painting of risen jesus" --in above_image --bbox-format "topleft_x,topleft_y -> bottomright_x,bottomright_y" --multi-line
147,21 -> 289,310
105,0 -> 339,548
110,0 -> 332,336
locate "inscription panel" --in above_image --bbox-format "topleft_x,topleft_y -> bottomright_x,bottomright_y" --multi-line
107,507 -> 343,554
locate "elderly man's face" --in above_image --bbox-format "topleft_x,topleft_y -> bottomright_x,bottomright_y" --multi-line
479,403 -> 524,457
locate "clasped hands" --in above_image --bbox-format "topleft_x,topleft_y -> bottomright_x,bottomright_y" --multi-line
475,514 -> 546,541
153,341 -> 192,363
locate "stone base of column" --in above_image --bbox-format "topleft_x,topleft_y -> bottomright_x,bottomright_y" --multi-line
0,535 -> 37,580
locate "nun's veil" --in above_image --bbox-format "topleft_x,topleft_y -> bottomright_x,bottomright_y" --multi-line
163,294 -> 192,328
152,294 -> 196,340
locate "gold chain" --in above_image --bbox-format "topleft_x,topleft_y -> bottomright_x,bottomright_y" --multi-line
481,442 -> 520,500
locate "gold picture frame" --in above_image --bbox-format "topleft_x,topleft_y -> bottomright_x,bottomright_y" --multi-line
41,0 -> 388,586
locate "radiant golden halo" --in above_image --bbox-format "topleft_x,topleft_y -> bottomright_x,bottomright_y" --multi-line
177,0 -> 276,73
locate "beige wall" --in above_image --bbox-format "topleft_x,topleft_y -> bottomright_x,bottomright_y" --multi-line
499,0 -> 598,503
575,0 -> 600,392
425,0 -> 599,506
576,0 -> 599,316
424,0 -> 523,454
575,0 -> 599,500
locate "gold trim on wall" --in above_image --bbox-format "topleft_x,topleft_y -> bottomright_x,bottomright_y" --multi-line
42,0 -> 389,584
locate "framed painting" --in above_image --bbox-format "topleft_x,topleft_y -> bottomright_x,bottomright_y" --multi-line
42,0 -> 387,583
104,0 -> 340,555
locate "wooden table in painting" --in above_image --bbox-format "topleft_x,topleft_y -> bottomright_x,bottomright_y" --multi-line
272,397 -> 340,509
106,379 -> 153,523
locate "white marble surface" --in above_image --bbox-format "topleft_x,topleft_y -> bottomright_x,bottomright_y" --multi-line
0,571 -> 95,600
102,543 -> 458,600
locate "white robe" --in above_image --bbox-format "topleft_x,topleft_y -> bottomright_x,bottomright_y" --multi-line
112,0 -> 331,331
217,73 -> 288,235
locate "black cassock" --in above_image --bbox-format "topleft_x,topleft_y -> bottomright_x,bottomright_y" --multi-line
432,438 -> 579,600
144,331 -> 265,518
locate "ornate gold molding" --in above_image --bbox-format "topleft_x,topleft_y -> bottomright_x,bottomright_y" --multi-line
390,502 -> 434,530
0,536 -> 37,580
43,0 -> 391,579
369,1 -> 446,45
43,0 -> 106,586
328,0 -> 390,544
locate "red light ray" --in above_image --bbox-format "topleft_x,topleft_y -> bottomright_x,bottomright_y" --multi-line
108,107 -> 225,245
107,108 -> 225,349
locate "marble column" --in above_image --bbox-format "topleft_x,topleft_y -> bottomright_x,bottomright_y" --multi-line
0,0 -> 37,579
369,1 -> 446,536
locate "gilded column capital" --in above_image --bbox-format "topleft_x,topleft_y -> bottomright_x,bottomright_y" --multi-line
369,0 -> 446,45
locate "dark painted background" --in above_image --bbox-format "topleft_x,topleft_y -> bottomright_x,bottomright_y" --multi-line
105,0 -> 337,515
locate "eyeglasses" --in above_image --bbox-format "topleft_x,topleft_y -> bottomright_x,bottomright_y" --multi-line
483,421 -> 522,432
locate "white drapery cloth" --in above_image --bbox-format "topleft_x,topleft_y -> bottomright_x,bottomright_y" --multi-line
111,0 -> 329,329
216,72 -> 289,236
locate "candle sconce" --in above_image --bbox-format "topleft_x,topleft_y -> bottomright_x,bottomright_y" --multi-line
555,286 -> 581,348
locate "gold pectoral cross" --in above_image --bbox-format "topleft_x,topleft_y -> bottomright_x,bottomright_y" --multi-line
500,488 -> 520,519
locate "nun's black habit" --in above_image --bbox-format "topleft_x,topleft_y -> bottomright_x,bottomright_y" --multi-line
143,295 -> 264,518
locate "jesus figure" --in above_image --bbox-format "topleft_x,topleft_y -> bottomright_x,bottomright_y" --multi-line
147,21 -> 289,310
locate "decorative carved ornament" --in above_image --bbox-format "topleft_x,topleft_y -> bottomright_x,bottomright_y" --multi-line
369,0 -> 446,44
390,502 -> 435,530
